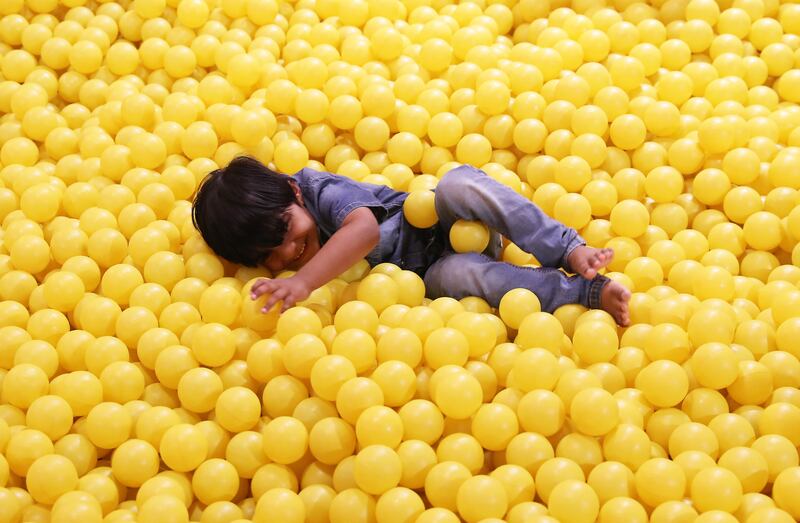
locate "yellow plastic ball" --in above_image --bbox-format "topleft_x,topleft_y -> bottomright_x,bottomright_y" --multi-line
609,115 -> 646,150
253,488 -> 305,523
111,439 -> 160,487
449,220 -> 490,253
456,134 -> 493,167
398,399 -> 444,445
548,480 -> 599,523
476,80 -> 511,116
610,200 -> 650,238
354,445 -> 402,495
456,475 -> 508,523
85,401 -> 133,450
424,327 -> 469,369
354,405 -> 403,450
357,273 -> 400,314
635,360 -> 689,407
159,423 -> 208,472
471,403 -> 519,451
635,458 -> 686,508
693,266 -> 735,302
570,388 -> 620,436
214,386 -> 260,433
743,211 -> 783,251
498,288 -> 541,330
691,343 -> 739,389
573,321 -> 620,365
433,368 -> 483,420
10,235 -> 50,274
25,394 -> 72,440
691,466 -> 744,513
2,363 -> 49,409
554,193 -> 592,229
728,361 -> 775,409
25,454 -> 79,505
262,416 -> 308,465
309,417 -> 356,465
309,354 -> 357,402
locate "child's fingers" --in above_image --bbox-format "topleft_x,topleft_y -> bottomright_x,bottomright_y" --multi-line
280,296 -> 295,313
250,278 -> 272,298
262,297 -> 280,313
262,286 -> 288,313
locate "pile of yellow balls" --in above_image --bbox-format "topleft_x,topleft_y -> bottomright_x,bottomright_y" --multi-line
2,0 -> 800,521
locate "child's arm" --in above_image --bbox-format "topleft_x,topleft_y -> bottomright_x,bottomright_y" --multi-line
252,207 -> 380,312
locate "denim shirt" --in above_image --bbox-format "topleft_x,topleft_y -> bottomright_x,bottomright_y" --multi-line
291,168 -> 446,275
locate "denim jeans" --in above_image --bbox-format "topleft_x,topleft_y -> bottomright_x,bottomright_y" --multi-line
423,165 -> 609,313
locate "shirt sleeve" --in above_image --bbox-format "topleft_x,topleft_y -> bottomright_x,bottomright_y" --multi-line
302,170 -> 390,228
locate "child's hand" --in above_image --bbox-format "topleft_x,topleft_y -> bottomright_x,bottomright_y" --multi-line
251,277 -> 312,313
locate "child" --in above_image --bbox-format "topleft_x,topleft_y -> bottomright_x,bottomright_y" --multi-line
192,156 -> 631,326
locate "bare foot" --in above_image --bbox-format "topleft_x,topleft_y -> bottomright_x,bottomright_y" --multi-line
601,280 -> 631,327
568,246 -> 614,279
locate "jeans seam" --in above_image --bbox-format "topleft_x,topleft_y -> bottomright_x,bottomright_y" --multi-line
438,251 -> 566,276
470,251 -> 563,273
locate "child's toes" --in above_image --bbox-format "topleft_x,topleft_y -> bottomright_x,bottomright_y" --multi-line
595,250 -> 614,269
591,253 -> 608,272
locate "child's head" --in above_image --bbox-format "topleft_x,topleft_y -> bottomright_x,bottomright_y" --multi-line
192,156 -> 297,267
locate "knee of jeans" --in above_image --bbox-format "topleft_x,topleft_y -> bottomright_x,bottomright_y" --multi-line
425,252 -> 485,290
437,165 -> 482,205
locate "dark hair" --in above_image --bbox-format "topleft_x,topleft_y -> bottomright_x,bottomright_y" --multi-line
192,156 -> 296,267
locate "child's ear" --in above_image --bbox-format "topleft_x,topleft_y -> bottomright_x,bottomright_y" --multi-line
290,181 -> 305,205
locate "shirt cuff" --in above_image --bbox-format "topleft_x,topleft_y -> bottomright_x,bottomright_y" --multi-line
562,237 -> 587,273
588,274 -> 611,310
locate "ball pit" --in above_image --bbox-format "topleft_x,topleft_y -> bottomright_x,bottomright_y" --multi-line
1,0 -> 800,521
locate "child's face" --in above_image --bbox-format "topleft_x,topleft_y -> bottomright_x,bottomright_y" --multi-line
262,202 -> 319,273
